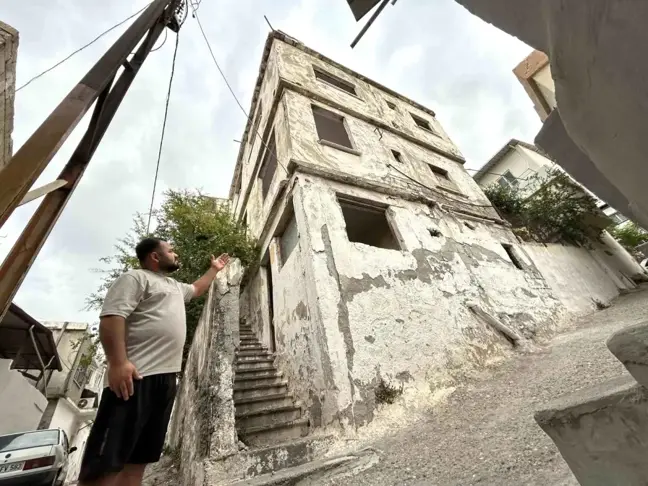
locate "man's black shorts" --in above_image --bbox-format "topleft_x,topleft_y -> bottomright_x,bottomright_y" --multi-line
78,373 -> 177,482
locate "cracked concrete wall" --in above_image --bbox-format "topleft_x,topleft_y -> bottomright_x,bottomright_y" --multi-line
259,175 -> 565,431
0,21 -> 18,168
168,261 -> 242,486
231,34 -> 502,245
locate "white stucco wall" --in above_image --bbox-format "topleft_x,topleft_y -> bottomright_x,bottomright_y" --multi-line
478,145 -> 550,191
43,323 -> 90,402
0,359 -> 47,434
521,243 -> 622,314
248,176 -> 567,431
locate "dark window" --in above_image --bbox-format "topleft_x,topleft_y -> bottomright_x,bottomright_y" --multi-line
242,210 -> 248,227
386,101 -> 397,110
411,113 -> 433,131
279,212 -> 298,266
429,228 -> 442,237
312,105 -> 353,149
391,150 -> 403,163
258,131 -> 278,199
429,164 -> 450,181
250,101 -> 263,141
464,222 -> 476,230
338,198 -> 400,250
314,67 -> 357,96
502,243 -> 524,270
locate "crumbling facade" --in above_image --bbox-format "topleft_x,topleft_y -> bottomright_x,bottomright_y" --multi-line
0,21 -> 17,169
229,32 -> 592,434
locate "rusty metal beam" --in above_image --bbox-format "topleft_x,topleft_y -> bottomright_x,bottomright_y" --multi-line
0,0 -> 173,230
0,12 -> 173,321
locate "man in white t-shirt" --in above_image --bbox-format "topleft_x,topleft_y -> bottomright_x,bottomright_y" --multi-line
79,237 -> 229,486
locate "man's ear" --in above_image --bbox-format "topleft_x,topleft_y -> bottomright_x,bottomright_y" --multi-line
150,251 -> 160,263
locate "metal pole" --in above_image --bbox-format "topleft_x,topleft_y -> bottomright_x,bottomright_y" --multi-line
0,11 -> 174,322
350,0 -> 390,48
0,0 -> 173,230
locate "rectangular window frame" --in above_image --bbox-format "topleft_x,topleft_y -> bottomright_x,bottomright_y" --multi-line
337,195 -> 403,251
313,66 -> 358,97
411,113 -> 434,133
311,104 -> 360,155
386,100 -> 397,110
258,130 -> 278,200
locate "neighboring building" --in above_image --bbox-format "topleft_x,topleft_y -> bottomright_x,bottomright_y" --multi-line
0,20 -> 18,169
513,50 -> 554,122
512,50 -> 644,231
0,304 -> 60,435
229,31 -> 644,441
473,139 -> 629,227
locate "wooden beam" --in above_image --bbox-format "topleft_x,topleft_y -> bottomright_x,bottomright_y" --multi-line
18,180 -> 67,207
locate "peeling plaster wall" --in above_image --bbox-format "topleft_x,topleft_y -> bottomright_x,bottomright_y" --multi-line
168,261 -> 242,486
241,267 -> 273,350
268,209 -> 333,430
0,21 -> 17,168
275,175 -> 564,429
273,40 -> 462,161
283,90 -> 495,215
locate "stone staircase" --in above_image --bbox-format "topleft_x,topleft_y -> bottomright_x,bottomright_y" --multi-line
235,323 -> 309,447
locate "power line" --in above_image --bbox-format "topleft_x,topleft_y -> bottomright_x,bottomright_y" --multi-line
146,32 -> 181,234
16,3 -> 152,92
191,7 -> 290,177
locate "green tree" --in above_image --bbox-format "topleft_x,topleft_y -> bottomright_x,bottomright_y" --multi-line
610,222 -> 648,250
484,170 -> 604,245
87,189 -> 258,369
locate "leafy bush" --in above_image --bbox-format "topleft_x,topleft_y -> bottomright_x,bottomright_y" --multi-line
87,189 -> 258,368
484,170 -> 604,245
609,222 -> 648,250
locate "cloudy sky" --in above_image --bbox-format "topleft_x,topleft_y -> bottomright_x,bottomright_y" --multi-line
0,0 -> 540,324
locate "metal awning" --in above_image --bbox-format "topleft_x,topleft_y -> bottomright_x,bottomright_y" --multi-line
0,303 -> 62,372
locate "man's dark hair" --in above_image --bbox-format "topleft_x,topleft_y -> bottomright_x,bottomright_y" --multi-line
135,237 -> 164,263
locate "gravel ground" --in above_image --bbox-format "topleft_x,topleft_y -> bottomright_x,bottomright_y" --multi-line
332,288 -> 648,486
143,288 -> 648,486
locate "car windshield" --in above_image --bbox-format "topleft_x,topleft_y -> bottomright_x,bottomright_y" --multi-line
0,430 -> 59,453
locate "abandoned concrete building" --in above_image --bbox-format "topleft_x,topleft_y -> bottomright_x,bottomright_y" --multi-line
227,30 -> 646,438
168,31 -> 648,483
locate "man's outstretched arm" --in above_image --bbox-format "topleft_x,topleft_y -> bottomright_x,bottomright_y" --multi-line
191,253 -> 230,298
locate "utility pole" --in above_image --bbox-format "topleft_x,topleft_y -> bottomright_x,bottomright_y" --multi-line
0,0 -> 184,322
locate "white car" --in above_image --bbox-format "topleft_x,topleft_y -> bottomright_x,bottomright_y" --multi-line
0,429 -> 76,486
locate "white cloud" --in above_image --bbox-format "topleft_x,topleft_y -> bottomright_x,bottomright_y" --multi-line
1,0 -> 538,322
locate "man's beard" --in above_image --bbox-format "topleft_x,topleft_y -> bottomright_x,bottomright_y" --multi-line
160,260 -> 180,273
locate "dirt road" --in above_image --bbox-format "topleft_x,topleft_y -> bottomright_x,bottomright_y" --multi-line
334,289 -> 648,486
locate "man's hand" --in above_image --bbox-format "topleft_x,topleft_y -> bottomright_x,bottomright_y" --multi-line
107,360 -> 142,400
211,253 -> 230,272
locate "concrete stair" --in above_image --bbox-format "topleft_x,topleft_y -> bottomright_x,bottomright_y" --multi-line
235,323 -> 309,448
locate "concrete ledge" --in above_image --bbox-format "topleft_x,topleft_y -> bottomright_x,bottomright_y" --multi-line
226,447 -> 380,486
535,376 -> 648,486
607,321 -> 648,387
206,435 -> 334,483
